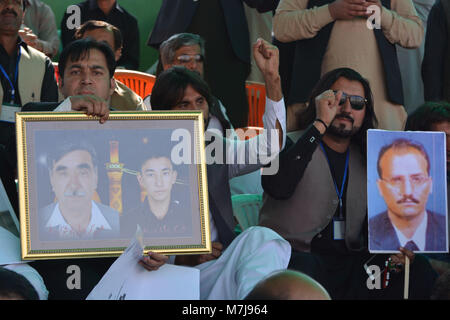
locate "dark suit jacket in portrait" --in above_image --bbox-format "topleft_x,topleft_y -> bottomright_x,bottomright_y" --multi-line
369,210 -> 447,251
39,201 -> 120,241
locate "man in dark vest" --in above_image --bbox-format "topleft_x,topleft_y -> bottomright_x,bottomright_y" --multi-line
273,0 -> 423,131
259,67 -> 438,299
422,0 -> 450,103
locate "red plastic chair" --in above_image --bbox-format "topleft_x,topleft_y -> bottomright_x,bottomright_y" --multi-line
246,81 -> 266,127
52,62 -> 59,84
114,69 -> 156,99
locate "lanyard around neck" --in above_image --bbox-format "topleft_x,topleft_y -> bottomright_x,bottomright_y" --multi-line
319,142 -> 349,219
0,46 -> 21,103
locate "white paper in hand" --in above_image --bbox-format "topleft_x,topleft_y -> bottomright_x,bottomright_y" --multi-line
86,226 -> 199,300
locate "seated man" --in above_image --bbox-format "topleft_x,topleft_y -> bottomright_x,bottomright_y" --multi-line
152,32 -> 267,196
40,140 -> 119,241
139,39 -> 291,300
146,32 -> 231,133
120,150 -> 191,238
259,67 -> 438,299
23,38 -> 112,123
74,20 -> 145,111
0,0 -> 58,214
25,39 -> 128,300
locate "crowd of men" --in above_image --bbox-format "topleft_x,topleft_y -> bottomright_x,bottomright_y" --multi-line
0,0 -> 449,301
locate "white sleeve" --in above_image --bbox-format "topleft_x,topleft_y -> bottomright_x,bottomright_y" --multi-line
220,97 -> 286,179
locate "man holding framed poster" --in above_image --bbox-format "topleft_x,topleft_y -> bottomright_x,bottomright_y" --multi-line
23,39 -> 167,299
368,133 -> 448,253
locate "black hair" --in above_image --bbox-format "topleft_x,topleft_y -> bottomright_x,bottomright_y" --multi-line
74,20 -> 123,52
377,138 -> 430,178
298,67 -> 378,155
405,101 -> 450,131
138,149 -> 174,173
47,140 -> 98,171
151,66 -> 230,133
58,38 -> 116,80
0,267 -> 39,300
151,66 -> 212,111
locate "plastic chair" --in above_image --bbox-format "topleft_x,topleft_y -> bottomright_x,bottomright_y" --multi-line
231,193 -> 263,231
114,69 -> 156,99
246,81 -> 266,127
52,62 -> 59,84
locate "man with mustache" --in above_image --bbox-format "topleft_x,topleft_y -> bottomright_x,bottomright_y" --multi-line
259,68 -> 438,299
146,33 -> 232,134
370,138 -> 447,252
39,140 -> 119,241
0,0 -> 58,216
74,20 -> 145,111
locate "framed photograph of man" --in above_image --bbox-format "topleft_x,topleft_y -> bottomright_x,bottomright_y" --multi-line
367,129 -> 449,253
16,111 -> 211,260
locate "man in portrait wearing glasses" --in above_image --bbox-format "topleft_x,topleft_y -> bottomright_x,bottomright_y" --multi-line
370,138 -> 447,252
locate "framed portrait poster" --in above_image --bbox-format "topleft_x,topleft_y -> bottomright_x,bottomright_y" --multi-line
367,129 -> 449,253
16,111 -> 211,260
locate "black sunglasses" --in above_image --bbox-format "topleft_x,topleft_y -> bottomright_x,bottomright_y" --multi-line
333,90 -> 367,110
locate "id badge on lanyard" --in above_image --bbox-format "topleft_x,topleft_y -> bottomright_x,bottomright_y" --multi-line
0,102 -> 20,123
319,142 -> 349,241
0,46 -> 21,123
333,217 -> 346,240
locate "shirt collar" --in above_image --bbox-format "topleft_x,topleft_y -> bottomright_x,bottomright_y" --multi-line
46,201 -> 112,239
392,211 -> 428,251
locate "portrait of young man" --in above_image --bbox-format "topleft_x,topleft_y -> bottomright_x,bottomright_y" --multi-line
120,150 -> 192,239
369,134 -> 448,252
38,140 -> 120,241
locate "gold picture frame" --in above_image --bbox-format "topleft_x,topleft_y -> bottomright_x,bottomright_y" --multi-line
16,111 -> 211,260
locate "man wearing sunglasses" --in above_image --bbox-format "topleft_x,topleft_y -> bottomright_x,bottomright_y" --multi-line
370,138 -> 446,252
259,67 -> 438,299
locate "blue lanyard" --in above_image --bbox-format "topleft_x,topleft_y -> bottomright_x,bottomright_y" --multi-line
0,46 -> 21,103
319,142 -> 349,219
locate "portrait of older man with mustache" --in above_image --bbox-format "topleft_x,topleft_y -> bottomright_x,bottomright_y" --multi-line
38,140 -> 119,241
370,138 -> 447,252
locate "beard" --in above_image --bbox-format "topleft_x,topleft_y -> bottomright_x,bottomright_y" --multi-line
327,114 -> 360,138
